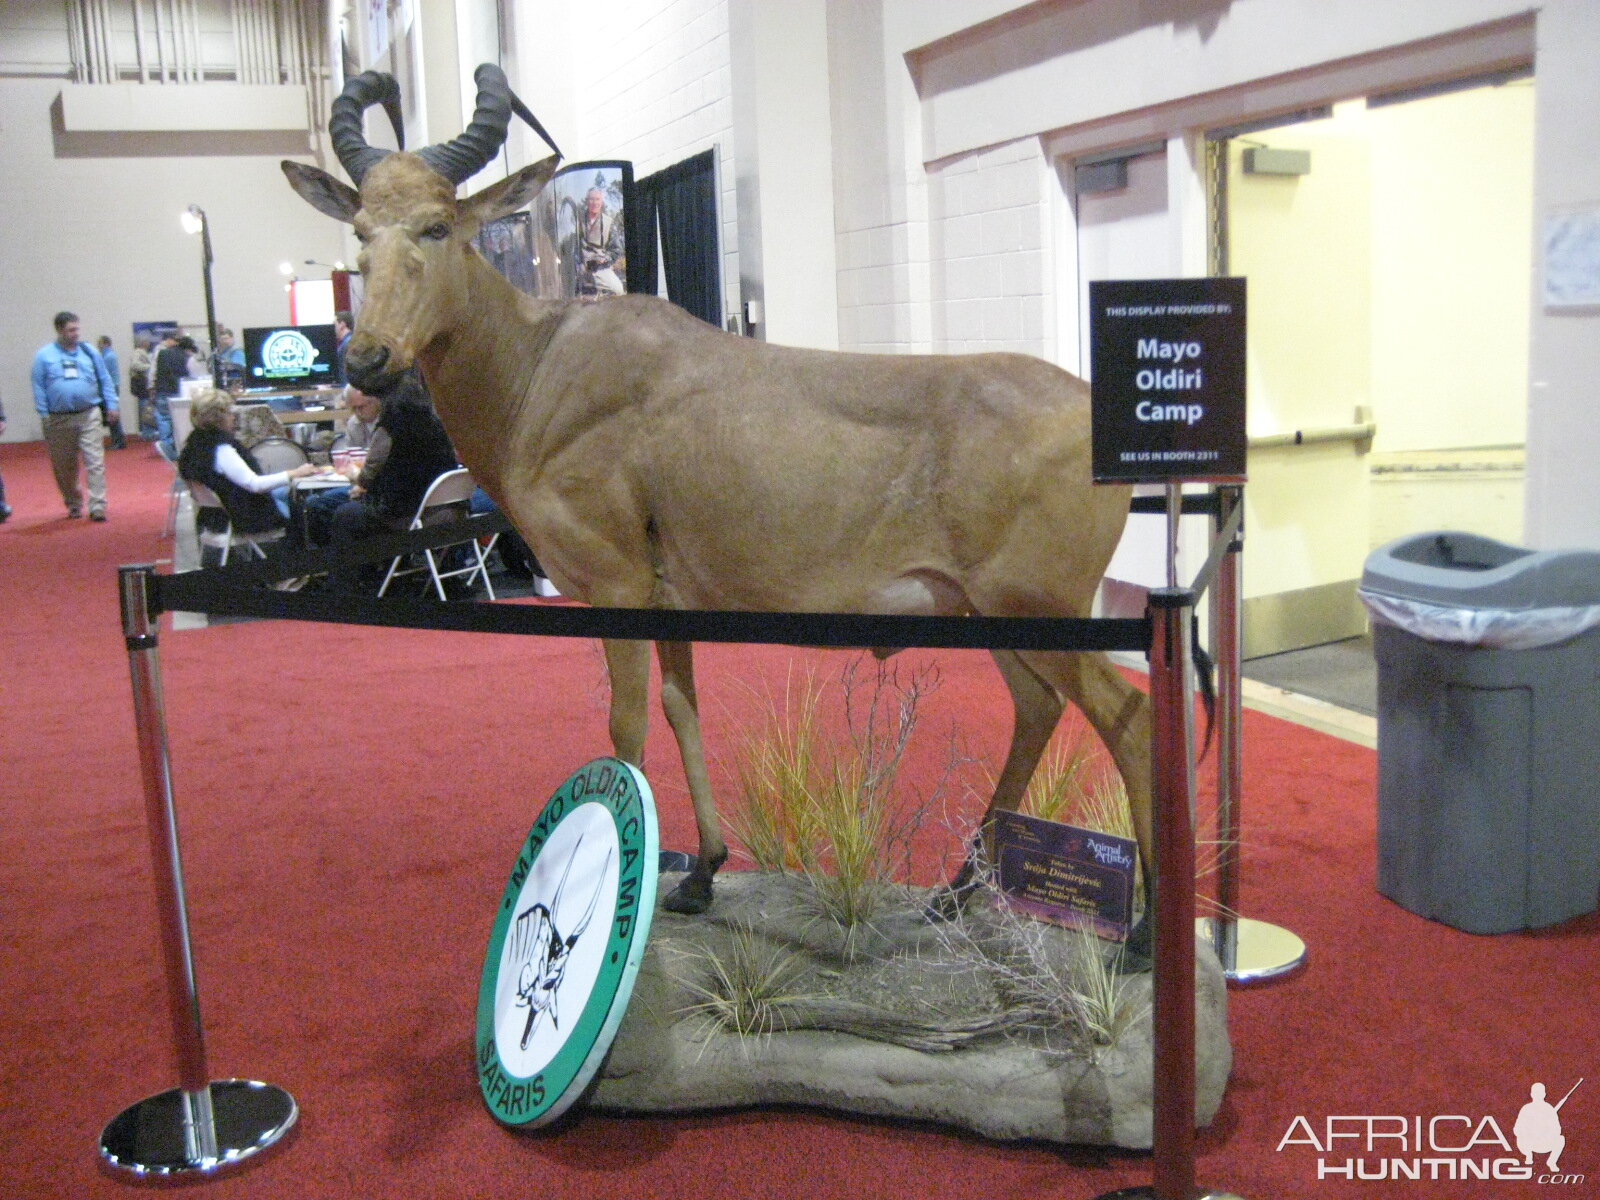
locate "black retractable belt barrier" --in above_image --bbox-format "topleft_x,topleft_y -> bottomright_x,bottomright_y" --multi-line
106,512 -> 1218,1185
149,516 -> 1149,653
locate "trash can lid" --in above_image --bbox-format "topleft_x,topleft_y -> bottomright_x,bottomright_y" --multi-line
1361,531 -> 1600,609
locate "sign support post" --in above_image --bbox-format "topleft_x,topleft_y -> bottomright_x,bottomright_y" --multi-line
1087,279 -> 1249,1200
1200,485 -> 1307,982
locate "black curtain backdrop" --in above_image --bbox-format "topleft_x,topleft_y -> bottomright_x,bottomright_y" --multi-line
626,177 -> 658,298
630,149 -> 720,328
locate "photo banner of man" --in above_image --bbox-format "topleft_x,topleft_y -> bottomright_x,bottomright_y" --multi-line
473,160 -> 635,302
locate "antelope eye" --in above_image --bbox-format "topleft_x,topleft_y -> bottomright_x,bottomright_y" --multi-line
422,222 -> 450,241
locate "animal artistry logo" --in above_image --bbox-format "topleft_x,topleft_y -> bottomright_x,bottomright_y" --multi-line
1276,1078 -> 1585,1185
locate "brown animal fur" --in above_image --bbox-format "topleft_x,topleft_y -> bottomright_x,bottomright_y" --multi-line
283,151 -> 1153,914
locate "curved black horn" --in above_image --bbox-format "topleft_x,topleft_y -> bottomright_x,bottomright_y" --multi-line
329,70 -> 406,185
416,63 -> 515,185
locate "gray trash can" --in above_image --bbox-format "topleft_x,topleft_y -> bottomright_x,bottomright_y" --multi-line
1360,531 -> 1600,934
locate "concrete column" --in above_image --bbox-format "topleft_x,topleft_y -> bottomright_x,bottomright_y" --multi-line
729,0 -> 840,348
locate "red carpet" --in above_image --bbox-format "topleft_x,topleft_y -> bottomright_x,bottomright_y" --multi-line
0,439 -> 1595,1199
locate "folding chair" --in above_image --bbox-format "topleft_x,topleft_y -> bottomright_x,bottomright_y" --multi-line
377,468 -> 497,601
156,441 -> 185,538
249,436 -> 309,474
187,480 -> 285,565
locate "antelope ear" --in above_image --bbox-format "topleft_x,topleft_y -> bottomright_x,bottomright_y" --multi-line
281,161 -> 361,224
462,154 -> 561,226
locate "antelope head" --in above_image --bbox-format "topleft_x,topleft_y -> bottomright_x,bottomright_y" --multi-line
281,66 -> 559,394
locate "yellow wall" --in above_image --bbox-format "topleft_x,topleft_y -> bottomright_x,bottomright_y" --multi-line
1367,82 -> 1533,453
1230,116 -> 1374,599
1231,82 -> 1534,603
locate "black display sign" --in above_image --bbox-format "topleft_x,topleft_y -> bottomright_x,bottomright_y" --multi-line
1090,277 -> 1247,483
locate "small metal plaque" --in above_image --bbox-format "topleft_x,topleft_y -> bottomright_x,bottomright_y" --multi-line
994,810 -> 1138,941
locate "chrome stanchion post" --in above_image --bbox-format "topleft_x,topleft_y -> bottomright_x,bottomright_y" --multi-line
1197,486 -> 1307,985
100,565 -> 297,1181
1208,485 -> 1244,972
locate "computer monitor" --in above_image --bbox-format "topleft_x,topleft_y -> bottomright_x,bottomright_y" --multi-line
241,323 -> 339,391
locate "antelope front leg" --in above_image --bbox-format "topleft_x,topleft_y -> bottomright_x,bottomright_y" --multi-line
602,638 -> 651,768
656,640 -> 726,913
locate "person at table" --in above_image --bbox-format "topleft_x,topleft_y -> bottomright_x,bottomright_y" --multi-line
300,386 -> 389,543
325,370 -> 457,591
179,388 -> 322,544
211,326 -> 246,391
333,310 -> 354,385
343,383 -> 383,449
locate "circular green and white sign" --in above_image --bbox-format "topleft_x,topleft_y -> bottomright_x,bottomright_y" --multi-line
476,757 -> 658,1127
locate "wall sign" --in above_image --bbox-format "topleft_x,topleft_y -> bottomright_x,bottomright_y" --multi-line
1089,277 -> 1247,483
476,758 -> 658,1128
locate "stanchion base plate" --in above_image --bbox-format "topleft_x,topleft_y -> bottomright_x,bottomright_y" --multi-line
1197,916 -> 1307,984
1091,1189 -> 1247,1199
100,1079 -> 297,1180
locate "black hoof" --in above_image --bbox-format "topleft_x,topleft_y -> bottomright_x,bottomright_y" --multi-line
923,884 -> 972,923
661,873 -> 714,914
1115,913 -> 1153,974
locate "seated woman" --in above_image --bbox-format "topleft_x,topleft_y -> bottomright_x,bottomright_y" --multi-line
178,388 -> 322,548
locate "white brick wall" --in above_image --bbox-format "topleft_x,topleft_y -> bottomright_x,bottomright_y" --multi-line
834,205 -> 932,354
573,0 -> 739,310
927,138 -> 1051,358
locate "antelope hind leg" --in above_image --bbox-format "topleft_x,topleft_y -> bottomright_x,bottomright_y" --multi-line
927,647 -> 1067,919
1035,648 -> 1156,967
1049,649 -> 1154,887
655,640 -> 727,913
932,649 -> 1154,920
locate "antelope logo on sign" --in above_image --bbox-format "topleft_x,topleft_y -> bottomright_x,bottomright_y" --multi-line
504,832 -> 612,1051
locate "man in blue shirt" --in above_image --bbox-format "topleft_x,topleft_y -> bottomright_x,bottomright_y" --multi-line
212,326 -> 247,391
334,310 -> 353,385
32,311 -> 117,520
96,334 -> 127,449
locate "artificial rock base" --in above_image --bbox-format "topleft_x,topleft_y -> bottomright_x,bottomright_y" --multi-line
590,871 -> 1231,1148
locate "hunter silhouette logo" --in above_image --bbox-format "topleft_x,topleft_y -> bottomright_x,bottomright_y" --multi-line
1516,1079 -> 1582,1177
477,758 -> 658,1128
508,834 -> 612,1050
1276,1076 -> 1586,1185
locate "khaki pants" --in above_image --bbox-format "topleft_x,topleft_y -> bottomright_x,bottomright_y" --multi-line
43,407 -> 107,516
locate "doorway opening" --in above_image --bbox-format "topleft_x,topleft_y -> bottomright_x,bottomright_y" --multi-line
1211,68 -> 1535,668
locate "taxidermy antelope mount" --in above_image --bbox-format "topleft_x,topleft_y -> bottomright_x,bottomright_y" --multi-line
283,65 -> 1153,918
